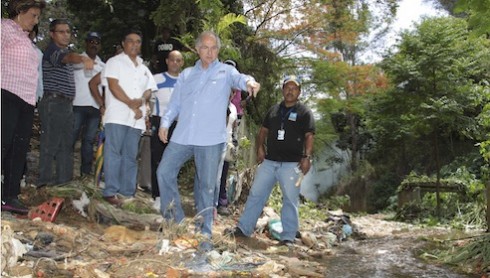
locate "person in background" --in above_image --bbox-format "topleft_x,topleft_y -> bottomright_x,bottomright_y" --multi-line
1,0 -> 46,214
37,19 -> 95,187
215,100 -> 238,216
226,75 -> 315,247
213,59 -> 242,217
150,27 -> 184,74
101,29 -> 157,206
72,31 -> 105,177
156,30 -> 261,252
149,50 -> 184,199
89,43 -> 124,113
224,60 -> 247,125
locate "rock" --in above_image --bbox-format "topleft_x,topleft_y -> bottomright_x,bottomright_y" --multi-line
301,231 -> 317,248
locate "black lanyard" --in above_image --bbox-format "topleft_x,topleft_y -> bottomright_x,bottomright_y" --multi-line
280,105 -> 295,130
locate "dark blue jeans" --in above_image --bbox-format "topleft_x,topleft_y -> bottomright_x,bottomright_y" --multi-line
103,123 -> 141,197
38,94 -> 74,185
73,106 -> 101,175
1,89 -> 34,199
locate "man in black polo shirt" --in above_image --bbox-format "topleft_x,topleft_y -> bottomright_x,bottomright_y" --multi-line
150,27 -> 183,74
226,75 -> 315,246
38,19 -> 94,186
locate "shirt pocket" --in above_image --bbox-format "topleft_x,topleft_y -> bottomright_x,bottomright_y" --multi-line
138,71 -> 151,90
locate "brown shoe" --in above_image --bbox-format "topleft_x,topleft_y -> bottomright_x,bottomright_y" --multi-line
103,196 -> 123,207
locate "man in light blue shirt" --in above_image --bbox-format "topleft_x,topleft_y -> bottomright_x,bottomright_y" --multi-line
157,30 -> 260,252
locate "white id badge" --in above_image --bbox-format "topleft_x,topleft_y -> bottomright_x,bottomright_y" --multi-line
277,129 -> 285,140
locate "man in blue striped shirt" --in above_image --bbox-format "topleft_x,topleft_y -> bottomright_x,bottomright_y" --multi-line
156,31 -> 260,252
38,19 -> 94,187
149,50 -> 184,199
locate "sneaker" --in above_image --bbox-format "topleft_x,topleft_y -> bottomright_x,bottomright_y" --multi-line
224,227 -> 246,238
217,206 -> 231,216
103,196 -> 123,207
1,198 -> 29,215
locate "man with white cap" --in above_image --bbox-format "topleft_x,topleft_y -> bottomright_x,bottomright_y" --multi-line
72,31 -> 105,177
226,75 -> 315,247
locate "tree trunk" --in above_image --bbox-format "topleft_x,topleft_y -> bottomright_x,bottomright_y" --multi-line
433,132 -> 441,218
487,179 -> 490,232
349,113 -> 358,171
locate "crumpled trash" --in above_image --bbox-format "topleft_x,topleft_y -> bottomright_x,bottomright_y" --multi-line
158,239 -> 170,255
268,219 -> 283,240
72,192 -> 90,217
1,225 -> 27,272
207,250 -> 233,269
342,224 -> 353,238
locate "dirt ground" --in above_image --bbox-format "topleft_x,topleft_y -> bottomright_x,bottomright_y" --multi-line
1,119 -> 484,277
4,176 -> 478,278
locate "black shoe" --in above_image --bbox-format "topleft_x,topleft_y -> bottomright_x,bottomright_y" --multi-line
217,206 -> 231,216
1,198 -> 29,215
224,227 -> 246,238
280,240 -> 294,247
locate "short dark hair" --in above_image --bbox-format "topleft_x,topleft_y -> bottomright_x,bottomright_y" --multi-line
8,0 -> 46,19
49,19 -> 71,32
122,28 -> 143,42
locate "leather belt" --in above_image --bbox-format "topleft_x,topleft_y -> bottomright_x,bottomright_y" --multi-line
44,92 -> 74,101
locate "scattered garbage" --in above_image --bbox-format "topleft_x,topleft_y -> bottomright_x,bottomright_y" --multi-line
28,197 -> 64,222
268,219 -> 283,240
72,192 -> 90,217
342,224 -> 353,237
1,225 -> 28,272
325,210 -> 357,241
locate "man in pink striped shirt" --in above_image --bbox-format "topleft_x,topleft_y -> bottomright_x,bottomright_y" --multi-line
1,0 -> 46,214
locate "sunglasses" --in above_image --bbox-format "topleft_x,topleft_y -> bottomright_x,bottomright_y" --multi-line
88,39 -> 100,45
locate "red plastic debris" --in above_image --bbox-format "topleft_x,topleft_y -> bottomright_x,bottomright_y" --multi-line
28,197 -> 64,222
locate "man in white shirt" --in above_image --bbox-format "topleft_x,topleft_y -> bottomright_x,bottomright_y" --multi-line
72,31 -> 105,176
101,29 -> 157,206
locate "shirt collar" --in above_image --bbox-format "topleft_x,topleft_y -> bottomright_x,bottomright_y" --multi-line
5,19 -> 29,34
121,52 -> 143,66
195,59 -> 219,70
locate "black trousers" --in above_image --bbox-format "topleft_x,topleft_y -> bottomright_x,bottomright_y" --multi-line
150,116 -> 176,198
1,89 -> 35,199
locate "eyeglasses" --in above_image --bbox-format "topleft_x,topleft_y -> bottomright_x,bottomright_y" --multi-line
124,39 -> 142,45
199,45 -> 219,52
53,30 -> 71,35
88,39 -> 100,45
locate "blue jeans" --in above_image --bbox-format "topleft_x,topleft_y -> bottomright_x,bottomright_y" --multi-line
237,159 -> 301,242
103,123 -> 141,197
73,106 -> 100,175
157,142 -> 224,237
38,95 -> 74,185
